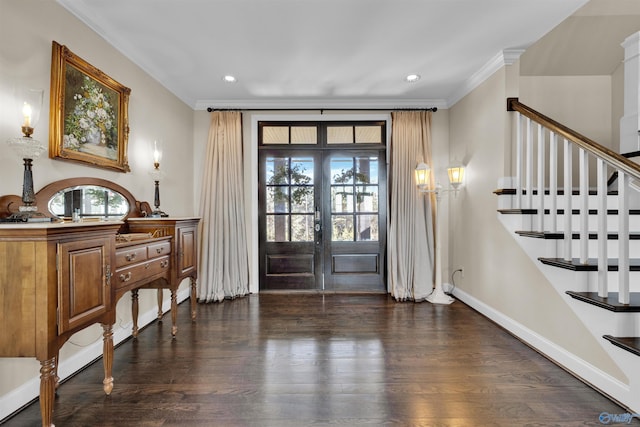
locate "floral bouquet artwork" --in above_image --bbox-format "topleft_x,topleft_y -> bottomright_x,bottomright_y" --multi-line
50,41 -> 131,172
64,71 -> 118,160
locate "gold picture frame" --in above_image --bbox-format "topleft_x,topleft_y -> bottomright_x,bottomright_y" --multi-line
49,41 -> 131,172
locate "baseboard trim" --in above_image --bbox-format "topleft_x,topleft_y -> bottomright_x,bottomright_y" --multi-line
452,288 -> 634,411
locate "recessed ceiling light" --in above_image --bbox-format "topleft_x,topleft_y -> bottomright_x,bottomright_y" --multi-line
222,75 -> 237,83
405,74 -> 421,83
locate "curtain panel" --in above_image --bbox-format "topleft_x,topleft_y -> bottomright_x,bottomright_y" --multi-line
197,111 -> 249,302
388,111 -> 435,301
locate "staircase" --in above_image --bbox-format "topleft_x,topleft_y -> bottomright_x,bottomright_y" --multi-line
496,98 -> 640,412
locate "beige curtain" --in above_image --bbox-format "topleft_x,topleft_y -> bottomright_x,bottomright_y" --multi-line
197,111 -> 249,302
388,111 -> 435,301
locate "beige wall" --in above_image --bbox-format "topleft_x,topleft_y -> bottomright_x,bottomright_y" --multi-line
0,0 -> 195,417
448,66 -> 625,383
519,75 -> 614,149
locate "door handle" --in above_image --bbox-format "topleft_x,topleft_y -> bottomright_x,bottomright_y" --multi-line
315,209 -> 322,244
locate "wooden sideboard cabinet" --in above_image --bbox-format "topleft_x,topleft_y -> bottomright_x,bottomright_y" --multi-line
127,217 -> 200,335
0,221 -> 122,427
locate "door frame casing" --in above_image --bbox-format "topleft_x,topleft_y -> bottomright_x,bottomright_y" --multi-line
247,113 -> 392,294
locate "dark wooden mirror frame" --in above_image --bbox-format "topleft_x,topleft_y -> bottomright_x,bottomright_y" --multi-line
0,177 -> 152,224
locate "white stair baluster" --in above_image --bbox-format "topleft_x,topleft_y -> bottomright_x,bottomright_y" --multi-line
526,117 -> 533,210
563,139 -> 572,262
549,132 -> 557,233
597,158 -> 608,297
515,112 -> 522,209
579,148 -> 589,265
537,124 -> 545,232
618,171 -> 630,304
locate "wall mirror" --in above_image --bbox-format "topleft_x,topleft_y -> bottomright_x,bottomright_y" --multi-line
48,185 -> 130,220
0,177 -> 149,224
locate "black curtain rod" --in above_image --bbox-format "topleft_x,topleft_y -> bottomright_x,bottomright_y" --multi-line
206,107 -> 437,113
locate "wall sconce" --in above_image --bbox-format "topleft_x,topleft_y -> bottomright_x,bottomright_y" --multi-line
5,89 -> 48,222
149,140 -> 168,217
415,161 -> 466,304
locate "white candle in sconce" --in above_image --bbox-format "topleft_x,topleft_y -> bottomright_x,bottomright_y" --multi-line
22,102 -> 32,128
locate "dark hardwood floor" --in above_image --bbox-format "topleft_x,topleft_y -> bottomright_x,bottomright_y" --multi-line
3,293 -> 637,426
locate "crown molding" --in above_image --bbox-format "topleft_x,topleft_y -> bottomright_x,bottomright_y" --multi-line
446,48 -> 526,108
193,98 -> 448,111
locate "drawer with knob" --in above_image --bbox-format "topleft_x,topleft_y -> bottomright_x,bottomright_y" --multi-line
115,255 -> 170,291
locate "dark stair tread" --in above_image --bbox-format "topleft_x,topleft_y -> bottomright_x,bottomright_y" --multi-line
494,188 -> 608,196
498,208 -> 640,215
603,335 -> 640,357
516,231 -> 640,240
565,291 -> 640,312
539,257 -> 640,271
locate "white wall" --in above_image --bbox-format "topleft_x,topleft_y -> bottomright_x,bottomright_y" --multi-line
0,0 -> 195,419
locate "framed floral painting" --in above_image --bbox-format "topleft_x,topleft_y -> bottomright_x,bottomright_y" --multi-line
49,41 -> 131,172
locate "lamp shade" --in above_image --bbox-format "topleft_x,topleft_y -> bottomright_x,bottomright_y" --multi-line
18,88 -> 44,131
447,164 -> 465,189
415,162 -> 430,190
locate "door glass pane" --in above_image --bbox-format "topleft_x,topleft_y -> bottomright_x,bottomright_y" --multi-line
331,158 -> 354,184
266,187 -> 289,213
331,186 -> 353,213
332,214 -> 354,241
356,186 -> 378,212
356,215 -> 378,241
266,158 -> 289,184
356,157 -> 378,184
291,127 -> 317,144
291,186 -> 314,213
292,214 -> 314,242
267,215 -> 290,242
291,158 -> 314,185
355,126 -> 382,144
327,126 -> 353,144
263,126 -> 289,144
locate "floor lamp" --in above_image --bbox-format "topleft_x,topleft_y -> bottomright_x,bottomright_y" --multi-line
415,162 -> 465,304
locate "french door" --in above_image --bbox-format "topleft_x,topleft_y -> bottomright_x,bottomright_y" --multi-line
258,122 -> 386,292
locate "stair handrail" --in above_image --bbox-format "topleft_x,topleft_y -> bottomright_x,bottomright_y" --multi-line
507,97 -> 640,181
507,97 -> 633,305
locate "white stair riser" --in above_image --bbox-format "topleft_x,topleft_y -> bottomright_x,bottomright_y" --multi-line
499,192 -> 640,211
518,213 -> 640,233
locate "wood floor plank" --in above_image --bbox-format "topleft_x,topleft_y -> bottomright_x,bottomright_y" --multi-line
3,294 -> 636,426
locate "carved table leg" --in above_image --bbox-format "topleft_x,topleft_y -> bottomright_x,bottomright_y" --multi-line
131,289 -> 139,338
102,323 -> 114,395
54,353 -> 60,391
157,288 -> 163,320
190,277 -> 197,321
171,289 -> 178,337
39,357 -> 56,427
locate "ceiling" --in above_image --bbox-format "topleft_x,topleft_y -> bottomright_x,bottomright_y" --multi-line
56,0 -> 638,110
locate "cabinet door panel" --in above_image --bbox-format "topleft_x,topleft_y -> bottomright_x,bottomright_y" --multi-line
178,226 -> 197,277
58,237 -> 112,334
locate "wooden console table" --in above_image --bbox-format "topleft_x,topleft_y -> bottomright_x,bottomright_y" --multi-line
0,178 -> 200,427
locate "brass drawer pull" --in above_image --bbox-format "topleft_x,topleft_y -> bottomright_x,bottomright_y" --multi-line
160,260 -> 169,268
125,253 -> 137,262
156,247 -> 164,254
119,272 -> 132,282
